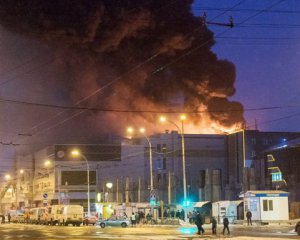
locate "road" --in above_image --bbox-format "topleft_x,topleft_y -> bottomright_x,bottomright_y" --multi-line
0,223 -> 298,239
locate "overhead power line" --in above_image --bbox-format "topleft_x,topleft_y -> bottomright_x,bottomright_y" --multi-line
9,1 -> 246,143
193,7 -> 300,14
1,97 -> 300,114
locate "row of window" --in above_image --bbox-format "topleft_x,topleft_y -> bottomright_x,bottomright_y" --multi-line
251,138 -> 273,145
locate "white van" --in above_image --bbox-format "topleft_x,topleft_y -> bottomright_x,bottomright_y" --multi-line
48,205 -> 63,225
58,205 -> 83,226
29,208 -> 39,224
38,207 -> 49,224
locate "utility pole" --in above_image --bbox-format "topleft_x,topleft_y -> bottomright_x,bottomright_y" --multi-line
168,171 -> 171,205
201,12 -> 234,28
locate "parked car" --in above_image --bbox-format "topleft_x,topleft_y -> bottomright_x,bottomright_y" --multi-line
295,221 -> 300,236
97,216 -> 130,228
15,213 -> 26,223
83,213 -> 98,226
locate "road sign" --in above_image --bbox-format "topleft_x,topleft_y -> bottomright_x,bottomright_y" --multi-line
43,193 -> 48,199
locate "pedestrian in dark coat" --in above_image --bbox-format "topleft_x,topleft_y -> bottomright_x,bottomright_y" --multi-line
246,210 -> 252,226
195,212 -> 205,235
180,209 -> 185,221
1,215 -> 5,224
170,210 -> 175,218
211,217 -> 217,235
175,210 -> 180,219
7,213 -> 11,224
223,217 -> 230,235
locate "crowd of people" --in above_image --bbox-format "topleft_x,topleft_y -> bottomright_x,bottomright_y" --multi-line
0,213 -> 11,224
129,211 -> 154,226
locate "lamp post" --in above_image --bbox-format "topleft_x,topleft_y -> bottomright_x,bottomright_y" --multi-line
160,115 -> 187,205
127,127 -> 153,191
71,149 -> 90,217
105,182 -> 113,202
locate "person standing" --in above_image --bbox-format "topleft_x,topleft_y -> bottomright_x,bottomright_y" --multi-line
176,210 -> 180,219
211,217 -> 217,235
223,216 -> 230,235
146,211 -> 152,224
246,210 -> 252,226
195,212 -> 205,235
7,213 -> 11,224
180,209 -> 185,221
188,212 -> 193,224
131,212 -> 136,227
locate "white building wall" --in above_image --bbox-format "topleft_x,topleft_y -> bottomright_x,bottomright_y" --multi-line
260,196 -> 289,221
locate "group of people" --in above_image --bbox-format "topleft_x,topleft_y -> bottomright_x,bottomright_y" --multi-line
130,211 -> 154,226
0,213 -> 11,224
194,209 -> 253,236
194,212 -> 230,236
161,209 -> 185,220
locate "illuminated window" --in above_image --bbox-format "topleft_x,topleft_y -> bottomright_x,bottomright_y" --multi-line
272,172 -> 282,181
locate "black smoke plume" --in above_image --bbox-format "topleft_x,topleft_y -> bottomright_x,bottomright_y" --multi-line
0,0 -> 244,135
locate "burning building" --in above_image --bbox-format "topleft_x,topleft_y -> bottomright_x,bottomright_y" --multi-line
0,0 -> 244,140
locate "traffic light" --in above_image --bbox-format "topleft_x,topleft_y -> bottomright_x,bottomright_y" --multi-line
150,199 -> 156,206
182,199 -> 191,207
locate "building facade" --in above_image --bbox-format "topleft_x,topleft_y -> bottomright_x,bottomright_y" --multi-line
1,130 -> 300,214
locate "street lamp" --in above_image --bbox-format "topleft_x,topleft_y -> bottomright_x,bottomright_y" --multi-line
71,149 -> 90,217
160,115 -> 187,205
44,160 -> 51,167
105,182 -> 113,202
5,174 -> 11,180
106,182 -> 113,189
127,127 -> 153,191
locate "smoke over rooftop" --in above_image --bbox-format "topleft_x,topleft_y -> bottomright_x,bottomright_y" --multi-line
0,0 -> 244,136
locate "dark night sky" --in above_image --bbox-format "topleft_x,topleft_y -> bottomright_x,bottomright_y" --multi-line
0,0 -> 300,171
193,0 -> 300,132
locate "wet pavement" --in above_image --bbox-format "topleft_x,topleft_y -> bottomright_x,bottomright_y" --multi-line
0,223 -> 298,239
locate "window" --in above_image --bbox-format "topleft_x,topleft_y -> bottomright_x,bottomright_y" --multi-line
269,200 -> 273,211
61,171 -> 96,185
272,172 -> 282,181
263,200 -> 268,211
199,170 -> 206,188
163,158 -> 166,170
157,144 -> 161,152
157,174 -> 161,187
156,158 -> 162,170
251,138 -> 256,145
263,138 -> 272,145
263,199 -> 273,211
251,151 -> 256,157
